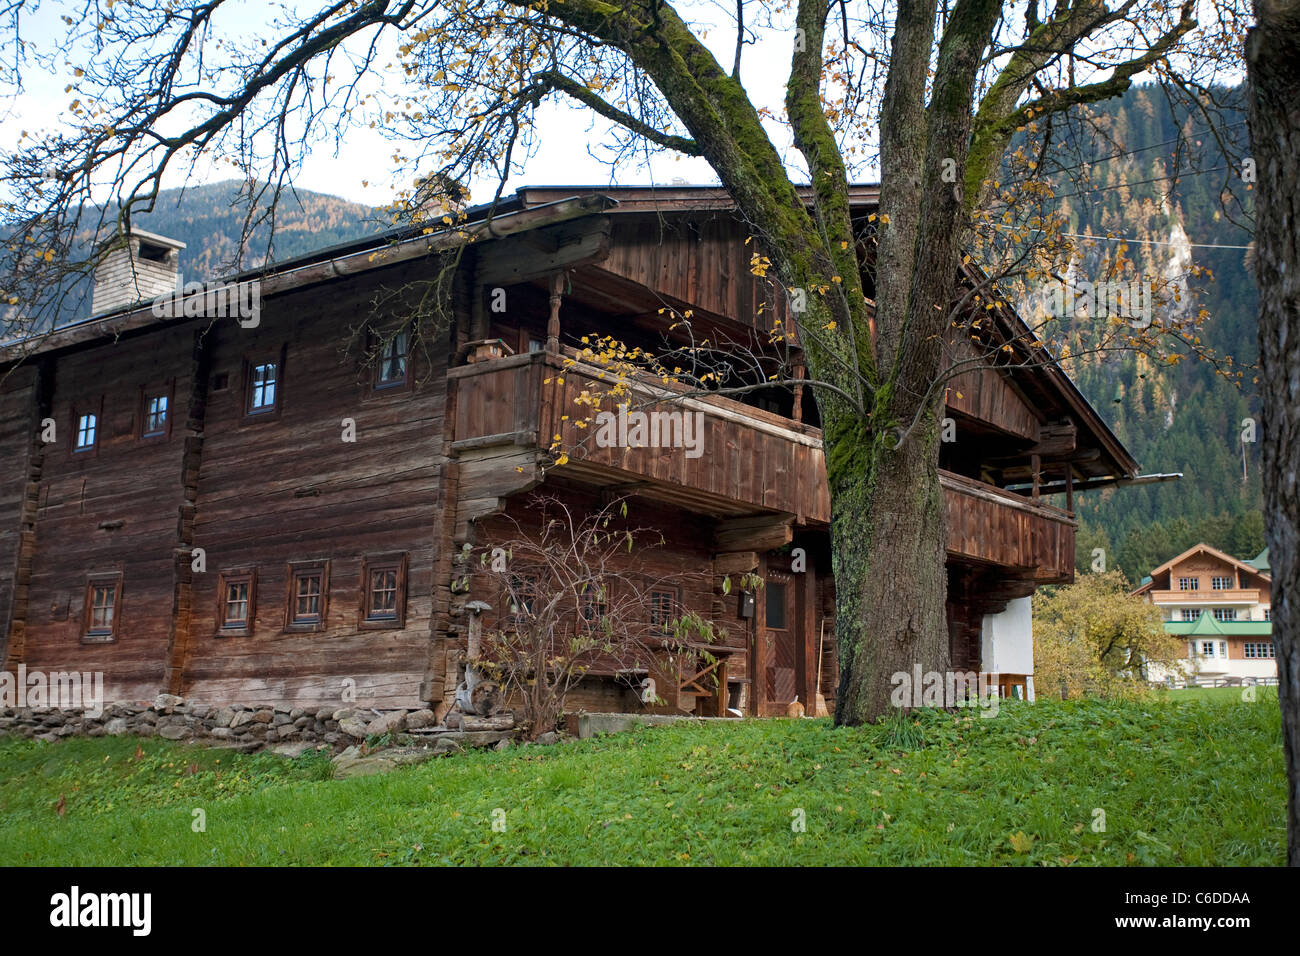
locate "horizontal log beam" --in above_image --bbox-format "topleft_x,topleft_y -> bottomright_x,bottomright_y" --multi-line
476,216 -> 613,287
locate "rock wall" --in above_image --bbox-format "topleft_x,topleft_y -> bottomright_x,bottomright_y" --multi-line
0,693 -> 444,753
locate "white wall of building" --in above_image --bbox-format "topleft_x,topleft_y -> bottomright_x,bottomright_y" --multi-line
981,596 -> 1035,701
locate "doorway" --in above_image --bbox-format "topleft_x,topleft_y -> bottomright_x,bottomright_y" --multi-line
761,568 -> 800,712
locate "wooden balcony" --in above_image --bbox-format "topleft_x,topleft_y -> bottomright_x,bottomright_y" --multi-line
941,470 -> 1076,583
1149,588 -> 1261,604
449,351 -> 1076,580
449,350 -> 830,522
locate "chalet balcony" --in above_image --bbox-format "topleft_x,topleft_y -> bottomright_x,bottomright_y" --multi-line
448,349 -> 830,523
1148,588 -> 1261,605
940,470 -> 1075,584
448,349 -> 1075,580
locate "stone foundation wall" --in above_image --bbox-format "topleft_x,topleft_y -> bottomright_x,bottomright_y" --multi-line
0,693 -> 439,753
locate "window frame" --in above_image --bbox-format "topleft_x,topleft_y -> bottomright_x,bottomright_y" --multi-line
1211,575 -> 1234,590
648,586 -> 681,635
70,397 -> 104,458
505,572 -> 539,627
360,553 -> 407,629
578,579 -> 610,633
1244,642 -> 1275,659
82,572 -> 123,643
1212,607 -> 1237,622
371,325 -> 412,392
216,568 -> 257,637
242,346 -> 286,421
1199,641 -> 1215,658
1178,576 -> 1200,591
137,381 -> 175,442
284,560 -> 330,632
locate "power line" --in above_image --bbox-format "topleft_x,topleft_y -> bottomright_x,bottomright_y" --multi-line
1052,164 -> 1234,200
992,221 -> 1252,250
1043,120 -> 1247,179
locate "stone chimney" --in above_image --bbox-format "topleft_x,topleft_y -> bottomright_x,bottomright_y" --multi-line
91,228 -> 186,316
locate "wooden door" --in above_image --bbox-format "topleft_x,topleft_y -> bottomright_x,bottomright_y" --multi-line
763,570 -> 799,711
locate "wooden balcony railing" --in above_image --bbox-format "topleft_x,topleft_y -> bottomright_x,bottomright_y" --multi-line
940,470 -> 1076,582
450,350 -> 1076,580
449,350 -> 830,522
1149,589 -> 1261,604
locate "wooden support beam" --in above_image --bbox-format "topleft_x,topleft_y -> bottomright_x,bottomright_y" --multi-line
714,551 -> 760,577
547,272 -> 564,354
986,422 -> 1080,467
792,363 -> 805,425
0,359 -> 53,672
476,216 -> 612,287
163,329 -> 212,695
714,514 -> 794,553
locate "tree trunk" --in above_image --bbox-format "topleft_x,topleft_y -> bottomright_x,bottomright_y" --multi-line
1247,0 -> 1300,866
830,413 -> 950,724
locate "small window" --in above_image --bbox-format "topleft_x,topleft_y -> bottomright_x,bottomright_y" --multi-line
286,561 -> 329,629
362,554 -> 407,627
1211,576 -> 1234,590
527,337 -> 546,354
1264,608 -> 1272,621
1212,608 -> 1237,622
1178,577 -> 1199,591
1245,642 -> 1275,659
217,570 -> 256,636
75,412 -> 98,451
140,385 -> 171,439
579,581 -> 608,632
248,360 -> 278,413
83,573 -> 122,642
1180,608 -> 1200,622
765,581 -> 788,630
375,328 -> 409,389
649,588 -> 679,634
507,573 -> 538,624
1199,641 -> 1215,658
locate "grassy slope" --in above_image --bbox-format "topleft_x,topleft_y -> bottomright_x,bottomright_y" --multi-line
0,693 -> 1284,866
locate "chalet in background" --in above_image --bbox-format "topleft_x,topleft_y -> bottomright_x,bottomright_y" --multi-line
1134,543 -> 1276,687
0,184 -> 1148,718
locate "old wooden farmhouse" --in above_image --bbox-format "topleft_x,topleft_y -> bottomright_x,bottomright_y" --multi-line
0,184 -> 1144,718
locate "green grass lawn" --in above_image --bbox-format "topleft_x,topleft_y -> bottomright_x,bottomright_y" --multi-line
0,690 -> 1285,866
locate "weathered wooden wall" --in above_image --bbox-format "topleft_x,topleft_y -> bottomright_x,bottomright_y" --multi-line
0,364 -> 41,665
0,197 -> 1109,716
19,324 -> 193,700
598,214 -> 790,332
7,258 -> 459,708
943,335 -> 1040,441
178,265 -> 452,709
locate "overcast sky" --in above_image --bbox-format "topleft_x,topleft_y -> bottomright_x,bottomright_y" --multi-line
2,0 -> 822,209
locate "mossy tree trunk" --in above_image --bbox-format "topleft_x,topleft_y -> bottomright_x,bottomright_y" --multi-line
1248,0 -> 1300,867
